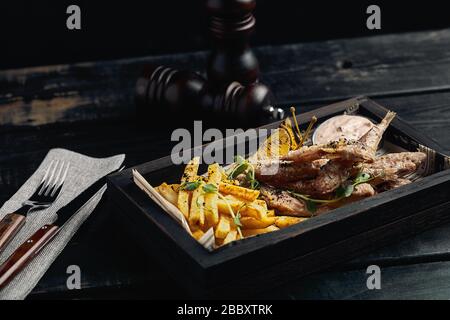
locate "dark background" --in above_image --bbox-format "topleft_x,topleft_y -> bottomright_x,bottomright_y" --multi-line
1,0 -> 450,70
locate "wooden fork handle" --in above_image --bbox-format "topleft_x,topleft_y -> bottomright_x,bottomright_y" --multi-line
0,224 -> 58,289
0,213 -> 26,253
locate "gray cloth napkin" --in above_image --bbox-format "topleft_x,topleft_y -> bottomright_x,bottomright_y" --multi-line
0,148 -> 125,300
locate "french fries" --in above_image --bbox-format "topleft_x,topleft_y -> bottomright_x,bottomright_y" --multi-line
240,216 -> 276,229
157,182 -> 178,206
189,184 -> 205,226
216,197 -> 265,219
242,225 -> 280,237
275,216 -> 308,229
223,230 -> 237,245
204,163 -> 221,226
219,183 -> 260,202
215,216 -> 231,239
192,229 -> 205,240
156,159 -> 308,249
177,157 -> 200,218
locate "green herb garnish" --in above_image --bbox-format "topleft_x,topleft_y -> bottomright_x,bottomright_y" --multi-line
305,200 -> 317,215
290,171 -> 381,214
202,183 -> 218,194
228,155 -> 249,179
233,212 -> 243,228
180,180 -> 201,191
227,155 -> 260,190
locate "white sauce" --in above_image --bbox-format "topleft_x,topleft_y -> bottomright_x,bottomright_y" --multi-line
312,115 -> 374,145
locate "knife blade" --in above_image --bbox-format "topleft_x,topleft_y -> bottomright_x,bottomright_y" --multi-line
0,170 -> 118,289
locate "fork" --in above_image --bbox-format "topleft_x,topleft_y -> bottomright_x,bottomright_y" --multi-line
0,160 -> 69,253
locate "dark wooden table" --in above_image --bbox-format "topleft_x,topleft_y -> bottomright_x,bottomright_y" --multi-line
1,29 -> 450,300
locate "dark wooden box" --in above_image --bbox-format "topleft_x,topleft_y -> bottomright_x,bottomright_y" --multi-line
107,96 -> 450,298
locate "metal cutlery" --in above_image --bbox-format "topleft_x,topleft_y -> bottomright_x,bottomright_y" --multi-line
0,168 -> 119,289
0,160 -> 69,253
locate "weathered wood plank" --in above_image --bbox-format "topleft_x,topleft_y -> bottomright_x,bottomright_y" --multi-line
271,260 -> 450,300
2,29 -> 450,127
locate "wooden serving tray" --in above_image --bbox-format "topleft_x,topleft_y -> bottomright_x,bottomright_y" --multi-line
107,96 -> 450,298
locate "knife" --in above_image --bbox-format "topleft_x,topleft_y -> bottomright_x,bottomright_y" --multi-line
0,170 -> 118,289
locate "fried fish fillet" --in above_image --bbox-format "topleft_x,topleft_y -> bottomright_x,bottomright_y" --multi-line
284,161 -> 353,196
281,140 -> 374,164
378,178 -> 412,191
359,111 -> 396,155
325,183 -> 376,209
360,152 -> 426,181
260,186 -> 310,217
255,159 -> 328,183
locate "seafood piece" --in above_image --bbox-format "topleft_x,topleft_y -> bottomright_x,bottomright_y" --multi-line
281,140 -> 374,164
284,161 -> 353,196
366,152 -> 425,175
255,159 -> 328,183
260,186 -> 310,217
352,183 -> 377,197
325,183 -> 377,209
378,178 -> 412,191
357,152 -> 426,184
359,111 -> 396,155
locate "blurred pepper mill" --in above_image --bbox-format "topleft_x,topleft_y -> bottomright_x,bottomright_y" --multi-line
135,65 -> 283,127
135,0 -> 277,127
206,0 -> 260,87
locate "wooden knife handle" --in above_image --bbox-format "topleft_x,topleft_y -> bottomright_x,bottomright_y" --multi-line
0,224 -> 58,289
0,213 -> 26,253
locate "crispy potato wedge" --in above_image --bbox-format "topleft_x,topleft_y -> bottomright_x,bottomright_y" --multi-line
266,209 -> 275,217
214,216 -> 231,239
176,191 -> 191,219
275,216 -> 308,228
255,199 -> 268,210
192,229 -> 205,240
178,157 -> 200,218
204,163 -> 222,226
157,182 -> 178,206
219,183 -> 260,202
223,230 -> 238,245
216,198 -> 266,219
240,216 -> 276,229
242,225 -> 279,237
189,186 -> 205,226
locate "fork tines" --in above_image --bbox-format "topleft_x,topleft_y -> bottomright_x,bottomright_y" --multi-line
35,160 -> 70,199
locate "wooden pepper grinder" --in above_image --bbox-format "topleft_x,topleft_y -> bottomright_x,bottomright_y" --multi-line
135,65 -> 284,127
206,0 -> 260,87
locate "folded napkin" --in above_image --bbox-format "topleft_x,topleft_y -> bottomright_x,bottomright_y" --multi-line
0,148 -> 125,300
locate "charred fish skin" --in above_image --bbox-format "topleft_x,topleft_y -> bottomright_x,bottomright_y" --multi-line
285,161 -> 352,196
281,140 -> 374,164
255,159 -> 328,183
362,152 -> 426,179
260,185 -> 310,217
378,178 -> 412,191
